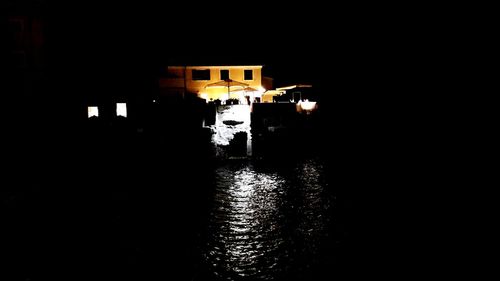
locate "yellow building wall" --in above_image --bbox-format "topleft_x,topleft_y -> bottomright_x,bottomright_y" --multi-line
163,66 -> 263,100
261,90 -> 283,103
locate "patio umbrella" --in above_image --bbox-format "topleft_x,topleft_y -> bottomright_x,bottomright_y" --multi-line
231,86 -> 259,93
231,86 -> 261,104
205,79 -> 249,99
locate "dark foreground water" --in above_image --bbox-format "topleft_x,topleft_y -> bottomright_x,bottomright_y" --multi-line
2,116 -> 345,280
194,105 -> 339,280
198,158 -> 335,281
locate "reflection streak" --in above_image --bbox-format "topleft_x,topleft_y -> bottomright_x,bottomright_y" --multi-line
204,159 -> 331,280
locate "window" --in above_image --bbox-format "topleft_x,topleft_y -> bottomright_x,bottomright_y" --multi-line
220,69 -> 229,80
88,106 -> 99,118
244,69 -> 253,80
192,69 -> 211,80
116,103 -> 127,117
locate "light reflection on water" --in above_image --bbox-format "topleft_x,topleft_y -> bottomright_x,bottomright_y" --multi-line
204,159 -> 331,280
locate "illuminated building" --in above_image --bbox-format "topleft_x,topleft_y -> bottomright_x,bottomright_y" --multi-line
159,65 -> 273,102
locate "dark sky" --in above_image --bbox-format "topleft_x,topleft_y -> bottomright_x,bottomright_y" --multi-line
40,1 -> 333,88
10,1 -> 423,89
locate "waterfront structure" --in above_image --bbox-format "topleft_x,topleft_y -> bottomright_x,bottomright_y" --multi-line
159,65 -> 270,102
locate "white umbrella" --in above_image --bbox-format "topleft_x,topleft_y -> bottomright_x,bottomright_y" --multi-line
230,86 -> 262,104
205,79 -> 249,99
230,86 -> 259,93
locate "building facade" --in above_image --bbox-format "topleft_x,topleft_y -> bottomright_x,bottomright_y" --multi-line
159,65 -> 267,102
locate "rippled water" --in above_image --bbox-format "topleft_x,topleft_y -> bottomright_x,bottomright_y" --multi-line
197,105 -> 334,280
202,159 -> 332,280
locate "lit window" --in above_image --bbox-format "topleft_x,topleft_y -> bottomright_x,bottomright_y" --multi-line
116,103 -> 127,117
88,106 -> 99,118
244,70 -> 253,80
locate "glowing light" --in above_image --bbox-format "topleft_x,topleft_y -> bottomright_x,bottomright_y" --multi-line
116,103 -> 127,117
211,105 -> 251,148
207,166 -> 286,278
200,93 -> 208,100
299,100 -> 317,111
87,106 -> 98,118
